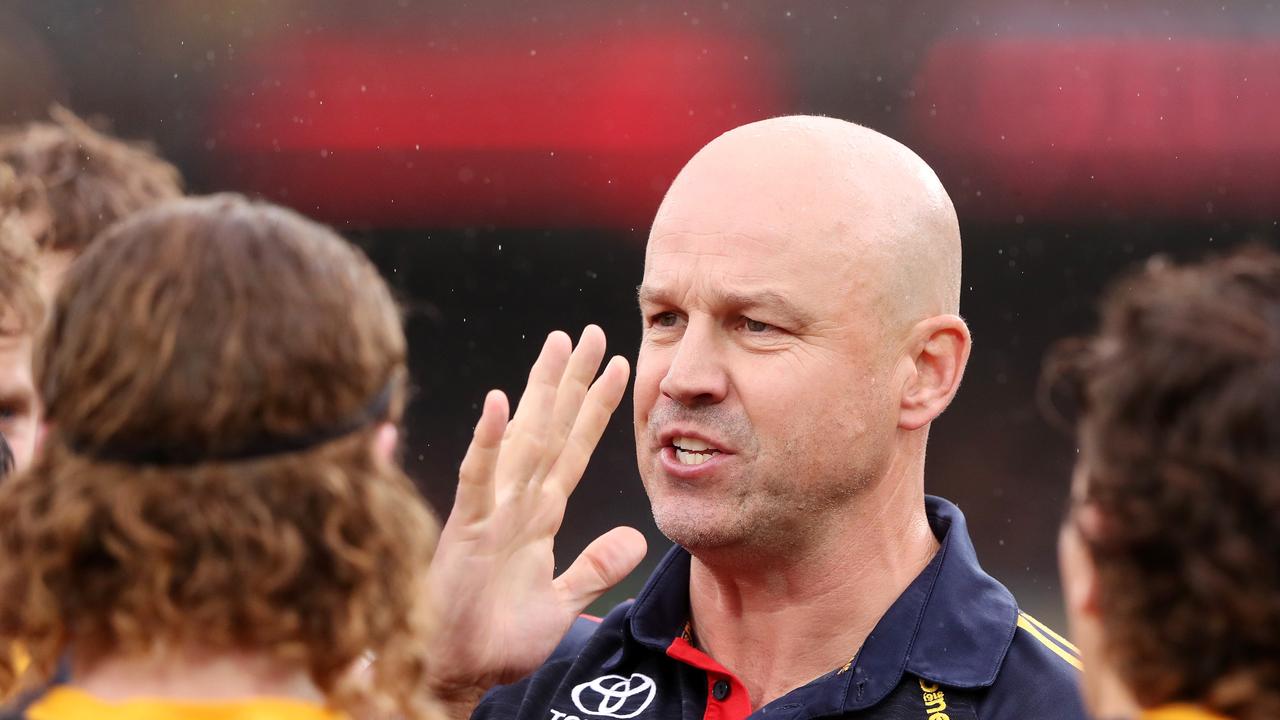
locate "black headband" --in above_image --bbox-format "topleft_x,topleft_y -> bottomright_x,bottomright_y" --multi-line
66,381 -> 396,466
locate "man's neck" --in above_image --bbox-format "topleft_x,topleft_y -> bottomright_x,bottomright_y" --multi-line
687,470 -> 938,711
73,648 -> 324,703
1084,657 -> 1141,720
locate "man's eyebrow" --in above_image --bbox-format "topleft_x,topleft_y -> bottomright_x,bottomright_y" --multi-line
636,285 -> 814,326
718,289 -> 815,325
636,285 -> 664,306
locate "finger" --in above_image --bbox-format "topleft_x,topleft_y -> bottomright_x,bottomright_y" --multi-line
554,527 -> 648,615
547,355 -> 630,497
534,325 -> 607,483
497,331 -> 573,490
509,331 -> 574,429
453,390 -> 509,522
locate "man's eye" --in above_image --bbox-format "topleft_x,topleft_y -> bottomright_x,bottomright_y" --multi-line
744,318 -> 771,332
654,312 -> 680,327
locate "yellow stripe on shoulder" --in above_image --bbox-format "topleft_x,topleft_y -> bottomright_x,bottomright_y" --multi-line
1019,611 -> 1081,655
1016,614 -> 1083,671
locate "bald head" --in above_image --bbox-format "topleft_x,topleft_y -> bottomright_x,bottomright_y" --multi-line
650,115 -> 962,323
636,117 -> 972,555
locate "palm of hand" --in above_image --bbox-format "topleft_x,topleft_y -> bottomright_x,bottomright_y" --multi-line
424,327 -> 647,697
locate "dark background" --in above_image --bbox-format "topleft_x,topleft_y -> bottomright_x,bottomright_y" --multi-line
4,0 -> 1278,624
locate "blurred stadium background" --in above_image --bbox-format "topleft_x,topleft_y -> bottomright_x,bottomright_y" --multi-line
4,0 -> 1278,623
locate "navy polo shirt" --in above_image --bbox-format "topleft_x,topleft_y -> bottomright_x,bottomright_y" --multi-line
475,495 -> 1086,720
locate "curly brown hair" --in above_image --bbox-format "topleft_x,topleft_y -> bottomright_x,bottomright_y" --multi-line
0,194 -> 440,719
1045,246 -> 1280,719
0,164 -> 44,335
0,105 -> 182,253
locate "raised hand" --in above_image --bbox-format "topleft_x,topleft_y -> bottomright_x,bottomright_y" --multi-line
423,326 -> 648,716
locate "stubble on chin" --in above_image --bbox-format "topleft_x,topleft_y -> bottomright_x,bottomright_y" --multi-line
645,478 -> 744,551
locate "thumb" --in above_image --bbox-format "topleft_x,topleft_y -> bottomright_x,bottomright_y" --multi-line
554,526 -> 648,615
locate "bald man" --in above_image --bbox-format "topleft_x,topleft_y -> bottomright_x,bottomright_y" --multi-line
422,117 -> 1087,720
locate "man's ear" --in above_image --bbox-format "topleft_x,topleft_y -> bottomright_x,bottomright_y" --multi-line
1059,507 -> 1103,620
899,314 -> 971,431
374,422 -> 399,463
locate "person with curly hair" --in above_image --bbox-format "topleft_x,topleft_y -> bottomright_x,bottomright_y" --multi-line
1048,246 -> 1280,720
0,106 -> 181,473
0,193 -> 633,720
0,167 -> 43,476
0,105 -> 183,298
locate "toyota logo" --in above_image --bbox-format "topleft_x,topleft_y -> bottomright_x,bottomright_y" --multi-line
570,673 -> 657,719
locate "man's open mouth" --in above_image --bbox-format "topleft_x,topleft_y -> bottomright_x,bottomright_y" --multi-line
671,436 -> 723,466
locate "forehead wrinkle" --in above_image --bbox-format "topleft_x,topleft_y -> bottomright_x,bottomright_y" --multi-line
646,226 -> 801,257
646,233 -> 850,288
638,274 -> 818,325
641,238 -> 857,320
646,246 -> 734,261
716,288 -> 817,327
650,207 -> 867,271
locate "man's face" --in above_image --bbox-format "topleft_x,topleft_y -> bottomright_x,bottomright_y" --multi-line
0,329 -> 38,473
634,202 -> 904,554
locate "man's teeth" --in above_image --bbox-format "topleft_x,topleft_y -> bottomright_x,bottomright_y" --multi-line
673,436 -> 712,451
672,436 -> 720,466
675,449 -> 715,465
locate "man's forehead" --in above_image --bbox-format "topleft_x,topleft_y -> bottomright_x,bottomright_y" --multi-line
646,147 -> 873,268
646,225 -> 788,257
643,219 -> 860,282
649,182 -> 850,251
637,240 -> 859,324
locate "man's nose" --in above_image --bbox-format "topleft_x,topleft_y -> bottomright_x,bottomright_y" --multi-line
658,320 -> 729,407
